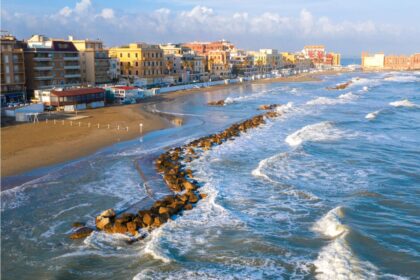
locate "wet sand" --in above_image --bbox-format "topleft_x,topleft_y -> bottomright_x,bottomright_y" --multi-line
1,69 -> 347,179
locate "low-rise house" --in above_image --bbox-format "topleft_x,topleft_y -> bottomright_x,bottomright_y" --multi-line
34,87 -> 105,111
106,86 -> 143,104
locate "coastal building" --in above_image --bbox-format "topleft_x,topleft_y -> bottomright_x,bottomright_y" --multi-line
181,52 -> 206,82
34,87 -> 105,111
105,86 -> 143,104
68,36 -> 110,85
361,52 -> 385,70
182,40 -> 235,56
0,32 -> 26,105
109,43 -> 164,85
230,49 -> 255,76
108,58 -> 121,82
384,54 -> 420,70
23,35 -> 81,94
248,49 -> 283,73
207,50 -> 231,79
302,45 -> 340,67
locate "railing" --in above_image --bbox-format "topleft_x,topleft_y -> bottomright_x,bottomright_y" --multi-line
63,56 -> 79,61
33,57 -> 52,61
64,74 -> 81,78
34,76 -> 53,80
64,65 -> 80,70
34,66 -> 53,71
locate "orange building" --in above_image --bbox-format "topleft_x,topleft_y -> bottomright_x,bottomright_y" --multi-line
182,40 -> 234,56
384,54 -> 420,70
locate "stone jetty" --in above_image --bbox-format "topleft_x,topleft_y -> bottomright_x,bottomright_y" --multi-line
207,100 -> 226,106
70,105 -> 282,241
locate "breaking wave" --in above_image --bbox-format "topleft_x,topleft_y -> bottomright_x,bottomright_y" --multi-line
285,121 -> 346,147
389,99 -> 418,108
365,110 -> 381,120
306,92 -> 357,106
312,207 -> 378,280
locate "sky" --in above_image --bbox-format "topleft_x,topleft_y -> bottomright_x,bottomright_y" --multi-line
2,0 -> 419,57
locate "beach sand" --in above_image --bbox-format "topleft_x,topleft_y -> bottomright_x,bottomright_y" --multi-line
1,70 -> 347,178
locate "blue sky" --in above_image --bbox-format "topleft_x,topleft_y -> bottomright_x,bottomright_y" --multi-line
2,0 -> 419,56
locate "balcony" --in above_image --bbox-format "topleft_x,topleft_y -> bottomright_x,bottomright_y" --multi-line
34,66 -> 53,71
33,57 -> 52,62
64,65 -> 80,70
64,73 -> 81,78
63,56 -> 79,61
34,76 -> 53,80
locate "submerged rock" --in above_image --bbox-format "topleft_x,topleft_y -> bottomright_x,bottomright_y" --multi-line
69,227 -> 94,239
208,100 -> 225,106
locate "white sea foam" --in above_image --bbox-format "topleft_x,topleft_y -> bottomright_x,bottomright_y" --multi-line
275,102 -> 294,114
365,110 -> 381,120
389,99 -> 417,108
313,207 -> 378,280
384,75 -> 419,83
285,121 -> 345,147
306,92 -> 356,106
224,86 -> 286,105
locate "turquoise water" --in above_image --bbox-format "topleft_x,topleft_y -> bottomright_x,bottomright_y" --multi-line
1,71 -> 419,279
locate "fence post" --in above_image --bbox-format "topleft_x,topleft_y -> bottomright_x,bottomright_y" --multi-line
97,123 -> 100,128
79,122 -> 81,127
70,121 -> 72,126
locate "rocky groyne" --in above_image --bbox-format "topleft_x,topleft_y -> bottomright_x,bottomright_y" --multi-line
70,105 -> 282,241
326,81 -> 352,90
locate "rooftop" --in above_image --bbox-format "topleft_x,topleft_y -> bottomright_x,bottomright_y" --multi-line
51,88 -> 105,97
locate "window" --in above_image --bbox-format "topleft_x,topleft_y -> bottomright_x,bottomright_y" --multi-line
135,53 -> 138,58
120,53 -> 122,58
5,65 -> 10,74
3,55 -> 9,63
128,53 -> 130,58
135,62 -> 138,66
152,53 -> 154,58
129,70 -> 131,75
136,70 -> 138,75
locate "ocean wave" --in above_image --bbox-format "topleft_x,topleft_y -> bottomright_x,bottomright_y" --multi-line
384,75 -> 420,83
365,110 -> 381,120
275,102 -> 295,114
306,92 -> 357,106
312,207 -> 379,280
285,121 -> 346,147
224,86 -> 286,105
389,99 -> 418,108
350,77 -> 381,88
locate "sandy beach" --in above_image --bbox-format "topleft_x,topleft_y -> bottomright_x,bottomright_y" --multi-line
1,70 -> 345,179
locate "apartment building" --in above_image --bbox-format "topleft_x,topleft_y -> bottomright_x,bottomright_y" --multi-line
23,35 -> 81,94
361,52 -> 385,70
384,54 -> 420,70
69,36 -> 110,85
248,49 -> 283,73
207,50 -> 231,78
182,40 -> 235,56
0,33 -> 26,104
109,43 -> 164,85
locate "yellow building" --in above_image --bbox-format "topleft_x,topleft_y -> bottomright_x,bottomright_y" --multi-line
329,52 -> 341,66
69,37 -> 110,84
281,52 -> 297,65
1,33 -> 26,104
109,43 -> 164,84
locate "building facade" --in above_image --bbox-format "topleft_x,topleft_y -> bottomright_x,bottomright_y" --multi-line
109,43 -> 164,84
69,37 -> 110,85
207,50 -> 231,78
1,33 -> 26,104
23,35 -> 81,94
361,52 -> 385,70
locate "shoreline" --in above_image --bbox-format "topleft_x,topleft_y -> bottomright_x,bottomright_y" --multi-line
0,69 -> 348,183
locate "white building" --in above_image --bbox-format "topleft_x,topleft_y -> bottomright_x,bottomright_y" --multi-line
106,86 -> 144,104
108,58 -> 121,81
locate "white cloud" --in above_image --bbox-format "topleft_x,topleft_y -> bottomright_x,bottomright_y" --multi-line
75,0 -> 91,14
2,3 -> 416,54
100,8 -> 115,19
59,6 -> 72,17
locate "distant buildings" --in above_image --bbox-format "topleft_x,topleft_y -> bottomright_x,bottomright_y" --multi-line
23,35 -> 81,93
0,33 -> 26,104
1,31 -> 354,109
361,52 -> 420,70
69,36 -> 110,85
109,43 -> 164,85
303,45 -> 341,67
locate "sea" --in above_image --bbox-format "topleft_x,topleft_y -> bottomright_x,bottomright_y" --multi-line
1,70 -> 419,280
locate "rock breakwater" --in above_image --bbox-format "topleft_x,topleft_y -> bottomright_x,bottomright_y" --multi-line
70,105 -> 282,241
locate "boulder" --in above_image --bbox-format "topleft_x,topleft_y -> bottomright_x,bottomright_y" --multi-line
112,222 -> 128,234
188,192 -> 199,203
69,227 -> 94,239
96,217 -> 111,230
184,204 -> 193,211
158,207 -> 170,215
126,221 -> 138,235
183,181 -> 197,191
199,193 -> 208,199
142,213 -> 153,226
99,208 -> 116,218
208,100 -> 225,106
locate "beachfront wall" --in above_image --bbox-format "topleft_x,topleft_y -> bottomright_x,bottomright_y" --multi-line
157,79 -> 235,94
